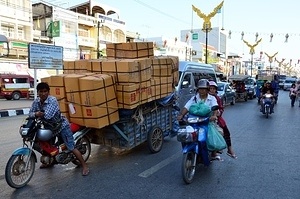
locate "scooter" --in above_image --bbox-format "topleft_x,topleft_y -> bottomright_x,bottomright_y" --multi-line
177,106 -> 218,184
261,93 -> 274,118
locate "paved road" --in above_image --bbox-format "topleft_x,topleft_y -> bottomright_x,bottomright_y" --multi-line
0,98 -> 33,111
1,90 -> 300,199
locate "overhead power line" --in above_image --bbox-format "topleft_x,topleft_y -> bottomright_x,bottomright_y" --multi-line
133,0 -> 190,25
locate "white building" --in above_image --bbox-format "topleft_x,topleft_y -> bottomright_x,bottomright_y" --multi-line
0,0 -> 33,58
144,36 -> 192,61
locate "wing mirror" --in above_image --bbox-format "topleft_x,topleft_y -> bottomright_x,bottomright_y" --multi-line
181,80 -> 189,88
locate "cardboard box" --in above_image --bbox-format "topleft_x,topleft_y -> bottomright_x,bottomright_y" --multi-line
106,42 -> 154,59
50,86 -> 66,100
64,73 -> 94,104
74,60 -> 90,72
79,74 -> 116,106
151,77 -> 174,99
83,100 -> 119,129
151,56 -> 179,77
101,59 -> 151,83
68,103 -> 85,126
63,61 -> 75,74
116,80 -> 152,109
41,76 -> 51,84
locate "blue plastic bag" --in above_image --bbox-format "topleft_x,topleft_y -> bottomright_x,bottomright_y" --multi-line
207,122 -> 227,151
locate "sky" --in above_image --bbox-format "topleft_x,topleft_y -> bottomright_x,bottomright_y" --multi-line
50,0 -> 300,63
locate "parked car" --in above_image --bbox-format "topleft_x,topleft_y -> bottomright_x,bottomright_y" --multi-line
217,82 -> 236,106
283,78 -> 296,91
245,77 -> 257,99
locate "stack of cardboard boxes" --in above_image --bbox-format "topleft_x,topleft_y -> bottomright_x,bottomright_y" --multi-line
43,42 -> 178,129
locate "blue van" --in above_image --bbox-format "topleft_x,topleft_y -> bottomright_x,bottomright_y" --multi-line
175,61 -> 217,110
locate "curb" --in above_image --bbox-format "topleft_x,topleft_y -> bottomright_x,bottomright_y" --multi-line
0,108 -> 30,118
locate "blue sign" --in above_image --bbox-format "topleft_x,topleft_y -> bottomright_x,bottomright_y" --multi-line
28,43 -> 63,69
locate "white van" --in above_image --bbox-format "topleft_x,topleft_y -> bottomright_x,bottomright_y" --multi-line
175,61 -> 217,109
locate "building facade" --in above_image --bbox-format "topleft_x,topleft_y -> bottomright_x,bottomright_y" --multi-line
0,0 -> 33,58
145,36 -> 192,61
32,1 -> 126,60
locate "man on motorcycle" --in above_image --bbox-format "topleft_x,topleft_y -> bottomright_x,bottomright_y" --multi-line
260,81 -> 275,113
177,79 -> 218,122
177,79 -> 219,159
29,82 -> 89,176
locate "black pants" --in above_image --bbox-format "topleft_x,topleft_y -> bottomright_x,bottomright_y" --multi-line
291,95 -> 296,106
221,125 -> 232,147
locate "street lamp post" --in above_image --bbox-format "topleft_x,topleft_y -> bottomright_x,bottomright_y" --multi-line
250,52 -> 254,77
97,21 -> 101,59
242,38 -> 262,77
96,20 -> 104,59
205,24 -> 209,64
192,1 -> 224,64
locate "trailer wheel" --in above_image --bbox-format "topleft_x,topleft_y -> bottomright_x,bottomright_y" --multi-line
147,126 -> 163,153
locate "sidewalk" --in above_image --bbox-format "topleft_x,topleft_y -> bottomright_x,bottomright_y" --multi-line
0,99 -> 32,118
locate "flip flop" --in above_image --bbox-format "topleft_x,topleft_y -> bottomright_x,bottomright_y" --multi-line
82,168 -> 90,176
210,155 -> 221,161
226,152 -> 237,159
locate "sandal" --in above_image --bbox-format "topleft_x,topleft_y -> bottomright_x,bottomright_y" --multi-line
210,155 -> 221,161
226,152 -> 237,159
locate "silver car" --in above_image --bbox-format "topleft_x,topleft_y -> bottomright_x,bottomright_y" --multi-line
283,78 -> 296,91
217,82 -> 236,106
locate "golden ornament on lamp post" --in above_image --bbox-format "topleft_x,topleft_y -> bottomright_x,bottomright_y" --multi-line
192,1 -> 224,64
264,52 -> 278,70
242,38 -> 262,77
275,58 -> 285,74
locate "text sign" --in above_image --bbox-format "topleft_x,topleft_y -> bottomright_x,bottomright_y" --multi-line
192,33 -> 198,40
28,43 -> 63,69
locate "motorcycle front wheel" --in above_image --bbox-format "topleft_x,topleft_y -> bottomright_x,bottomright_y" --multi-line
5,154 -> 35,189
72,136 -> 91,165
265,106 -> 270,118
181,151 -> 196,184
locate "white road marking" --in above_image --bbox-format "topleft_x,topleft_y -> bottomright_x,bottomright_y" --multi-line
138,151 -> 181,178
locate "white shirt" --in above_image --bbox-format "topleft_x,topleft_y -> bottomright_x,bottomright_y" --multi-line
184,94 -> 218,111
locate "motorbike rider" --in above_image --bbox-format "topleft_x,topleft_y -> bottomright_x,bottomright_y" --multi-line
177,79 -> 219,159
29,82 -> 89,176
260,81 -> 275,113
208,81 -> 237,159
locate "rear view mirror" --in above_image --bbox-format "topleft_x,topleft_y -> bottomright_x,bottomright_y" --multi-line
0,34 -> 9,57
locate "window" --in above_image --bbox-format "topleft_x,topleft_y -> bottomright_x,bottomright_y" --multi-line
193,72 -> 217,86
181,73 -> 191,88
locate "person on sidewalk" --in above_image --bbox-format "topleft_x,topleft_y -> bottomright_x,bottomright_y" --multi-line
28,82 -> 90,176
208,81 -> 237,159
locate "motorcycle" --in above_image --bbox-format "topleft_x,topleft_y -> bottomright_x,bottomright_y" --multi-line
177,106 -> 218,184
5,117 -> 92,189
261,93 -> 274,118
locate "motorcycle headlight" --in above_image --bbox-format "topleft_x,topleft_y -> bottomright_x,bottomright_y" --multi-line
19,127 -> 30,136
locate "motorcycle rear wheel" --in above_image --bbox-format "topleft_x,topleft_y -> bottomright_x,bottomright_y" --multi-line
72,136 -> 91,165
182,151 -> 196,184
5,154 -> 35,189
265,106 -> 269,118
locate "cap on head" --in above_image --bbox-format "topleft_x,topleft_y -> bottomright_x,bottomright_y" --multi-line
197,79 -> 209,89
209,81 -> 218,88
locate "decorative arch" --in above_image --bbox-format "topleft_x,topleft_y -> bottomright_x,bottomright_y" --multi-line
91,6 -> 105,16
113,29 -> 125,43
